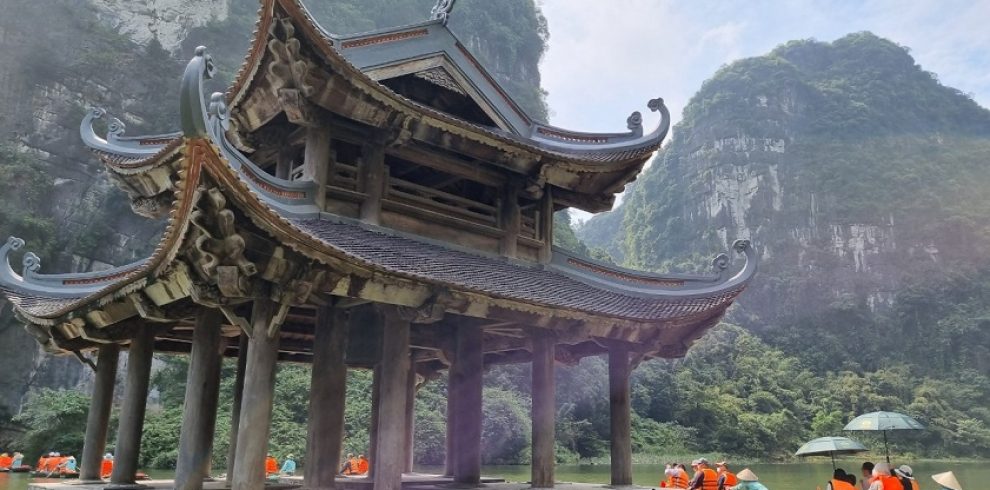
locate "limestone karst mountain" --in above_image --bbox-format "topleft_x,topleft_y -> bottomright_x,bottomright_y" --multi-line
580,32 -> 990,373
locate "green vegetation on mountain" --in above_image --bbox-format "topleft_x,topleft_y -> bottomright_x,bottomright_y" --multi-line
577,32 -> 990,459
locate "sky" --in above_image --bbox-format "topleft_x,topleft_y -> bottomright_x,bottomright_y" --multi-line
539,0 -> 990,136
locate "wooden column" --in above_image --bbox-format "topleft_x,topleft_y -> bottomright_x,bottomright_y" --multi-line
302,127 -> 332,210
232,299 -> 280,490
358,145 -> 386,224
404,358 -> 417,473
499,182 -> 521,257
531,331 -> 556,488
110,328 -> 155,486
372,308 -> 410,490
226,335 -> 248,485
175,309 -> 225,490
305,307 -> 348,489
539,188 -> 554,263
368,365 -> 381,478
451,324 -> 483,485
443,370 -> 457,477
275,149 -> 293,180
608,346 -> 633,487
79,344 -> 119,482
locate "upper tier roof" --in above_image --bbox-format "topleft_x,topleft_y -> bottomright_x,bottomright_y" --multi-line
79,0 -> 672,212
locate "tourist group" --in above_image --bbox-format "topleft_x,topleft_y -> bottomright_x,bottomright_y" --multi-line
658,458 -> 964,490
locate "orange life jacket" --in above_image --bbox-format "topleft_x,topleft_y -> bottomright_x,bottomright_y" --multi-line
0,455 -> 12,469
37,457 -> 47,470
265,457 -> 279,475
898,478 -> 919,490
831,479 -> 857,490
45,458 -> 60,472
697,468 -> 718,490
878,475 -> 904,490
101,459 -> 114,478
356,457 -> 369,475
667,470 -> 690,488
719,470 -> 738,488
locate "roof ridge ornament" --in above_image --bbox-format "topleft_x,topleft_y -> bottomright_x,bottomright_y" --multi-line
180,46 -> 217,138
430,0 -> 456,25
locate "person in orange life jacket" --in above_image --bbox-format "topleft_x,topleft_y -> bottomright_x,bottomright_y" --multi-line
867,463 -> 903,490
339,453 -> 357,475
661,462 -> 690,488
356,454 -> 369,475
826,469 -> 857,490
715,461 -> 738,490
687,458 -> 719,490
265,454 -> 279,476
101,453 -> 114,479
859,462 -> 875,490
893,465 -> 919,490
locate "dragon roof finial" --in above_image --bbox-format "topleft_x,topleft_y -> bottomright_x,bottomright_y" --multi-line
431,0 -> 457,25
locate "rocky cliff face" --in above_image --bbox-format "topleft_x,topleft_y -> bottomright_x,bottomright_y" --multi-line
0,0 -> 546,418
580,32 -> 990,328
0,0 -> 548,418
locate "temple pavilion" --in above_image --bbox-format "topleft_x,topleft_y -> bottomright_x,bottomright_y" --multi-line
0,1 -> 756,489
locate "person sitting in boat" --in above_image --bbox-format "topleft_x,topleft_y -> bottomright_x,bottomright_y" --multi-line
828,469 -> 856,490
661,462 -> 689,488
62,456 -> 77,474
894,465 -> 918,490
265,454 -> 279,477
867,463 -> 903,490
340,453 -> 358,475
716,461 -> 738,490
0,452 -> 12,470
11,452 -> 24,469
729,469 -> 767,490
101,453 -> 114,479
36,453 -> 50,472
280,454 -> 297,476
356,454 -> 369,475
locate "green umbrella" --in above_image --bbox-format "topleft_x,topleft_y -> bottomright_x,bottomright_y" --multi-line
843,411 -> 924,463
795,436 -> 868,470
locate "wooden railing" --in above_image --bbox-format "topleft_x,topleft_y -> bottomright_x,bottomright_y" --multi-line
386,176 -> 499,229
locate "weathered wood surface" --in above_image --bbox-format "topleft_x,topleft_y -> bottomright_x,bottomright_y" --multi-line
110,328 -> 155,485
304,307 -> 348,488
530,331 -> 556,488
232,299 -> 281,490
609,346 -> 633,486
79,344 -> 119,482
372,308 -> 411,490
176,309 -> 225,490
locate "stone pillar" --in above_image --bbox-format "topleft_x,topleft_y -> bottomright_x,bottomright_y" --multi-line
609,346 -> 633,487
372,308 -> 410,490
226,335 -> 248,484
305,307 -> 348,489
404,358 -> 417,473
109,328 -> 155,487
231,299 -> 280,490
79,344 -> 119,482
443,370 -> 456,477
175,309 -> 226,490
451,325 -> 483,486
531,331 -> 555,489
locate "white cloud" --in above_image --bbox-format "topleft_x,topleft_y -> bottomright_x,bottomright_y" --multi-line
541,0 -> 990,222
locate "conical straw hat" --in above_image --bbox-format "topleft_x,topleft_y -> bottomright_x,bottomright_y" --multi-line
932,471 -> 962,490
737,468 -> 758,481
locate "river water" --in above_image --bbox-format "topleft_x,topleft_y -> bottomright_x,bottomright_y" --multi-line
1,462 -> 982,489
